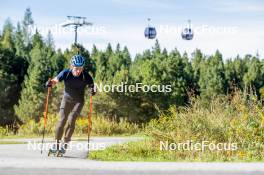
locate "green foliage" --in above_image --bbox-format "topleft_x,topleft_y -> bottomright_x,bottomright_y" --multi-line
129,44 -> 194,121
243,55 -> 264,92
90,140 -> 165,161
199,50 -> 226,101
14,31 -> 52,122
91,91 -> 264,162
0,126 -> 9,137
0,48 -> 28,125
14,114 -> 140,137
0,70 -> 17,125
15,22 -> 26,57
75,115 -> 139,136
90,43 -> 135,123
145,91 -> 264,161
1,19 -> 15,51
22,7 -> 34,47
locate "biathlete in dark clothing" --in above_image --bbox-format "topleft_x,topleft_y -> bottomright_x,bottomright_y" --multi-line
46,54 -> 95,154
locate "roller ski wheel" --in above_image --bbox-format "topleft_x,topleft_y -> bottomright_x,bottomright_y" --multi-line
48,143 -> 66,157
48,149 -> 65,157
48,148 -> 58,157
48,144 -> 61,157
56,151 -> 64,157
57,147 -> 66,157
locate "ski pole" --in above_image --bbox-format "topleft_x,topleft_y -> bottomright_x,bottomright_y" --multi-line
87,95 -> 93,157
41,79 -> 52,154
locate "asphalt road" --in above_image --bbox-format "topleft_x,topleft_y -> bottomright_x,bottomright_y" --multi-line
0,137 -> 264,175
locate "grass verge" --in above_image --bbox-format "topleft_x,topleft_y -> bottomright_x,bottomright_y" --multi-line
89,139 -> 264,162
0,114 -> 142,139
0,141 -> 27,144
90,91 -> 264,162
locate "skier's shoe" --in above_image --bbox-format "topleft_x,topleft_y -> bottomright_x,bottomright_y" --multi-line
56,143 -> 67,157
48,144 -> 58,156
48,142 -> 67,157
58,147 -> 66,155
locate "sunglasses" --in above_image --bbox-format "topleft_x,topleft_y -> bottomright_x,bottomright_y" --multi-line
72,67 -> 84,71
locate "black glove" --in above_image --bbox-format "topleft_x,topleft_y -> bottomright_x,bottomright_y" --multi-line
90,87 -> 96,96
45,80 -> 52,87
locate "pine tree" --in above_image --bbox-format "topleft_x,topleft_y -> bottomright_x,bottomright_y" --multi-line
105,43 -> 113,57
122,46 -> 131,68
191,49 -> 204,94
224,56 -> 246,91
199,50 -> 226,101
91,45 -> 98,58
46,30 -> 54,49
22,8 -> 34,47
1,19 -> 15,51
0,70 -> 17,125
152,39 -> 161,56
243,55 -> 262,93
51,49 -> 66,75
94,52 -> 108,82
15,22 -> 26,57
0,47 -> 28,125
15,32 -> 52,122
107,44 -> 131,81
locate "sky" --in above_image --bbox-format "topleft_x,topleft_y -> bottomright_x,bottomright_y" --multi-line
0,0 -> 264,59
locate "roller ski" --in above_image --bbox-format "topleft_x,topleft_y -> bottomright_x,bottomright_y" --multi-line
48,144 -> 66,157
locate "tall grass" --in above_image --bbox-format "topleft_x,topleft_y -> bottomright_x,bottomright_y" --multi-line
1,114 -> 140,138
145,91 -> 264,161
91,91 -> 264,161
